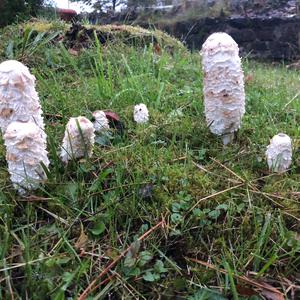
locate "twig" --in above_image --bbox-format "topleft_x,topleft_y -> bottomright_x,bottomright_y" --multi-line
38,206 -> 70,226
186,257 -> 284,297
187,183 -> 244,214
18,195 -> 52,202
0,256 -> 54,273
192,161 -> 240,184
78,219 -> 165,300
282,91 -> 300,110
210,157 -> 245,183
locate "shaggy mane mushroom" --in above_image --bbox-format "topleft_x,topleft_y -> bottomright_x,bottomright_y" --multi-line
201,32 -> 245,145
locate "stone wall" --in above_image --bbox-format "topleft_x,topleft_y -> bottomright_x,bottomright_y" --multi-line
155,16 -> 300,60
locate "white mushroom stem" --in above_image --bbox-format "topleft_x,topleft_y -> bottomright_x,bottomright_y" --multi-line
201,32 -> 245,145
92,110 -> 110,133
0,60 -> 45,135
266,133 -> 292,172
4,121 -> 49,194
60,116 -> 95,163
134,103 -> 149,124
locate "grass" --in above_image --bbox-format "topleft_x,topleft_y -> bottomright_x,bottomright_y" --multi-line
0,20 -> 299,299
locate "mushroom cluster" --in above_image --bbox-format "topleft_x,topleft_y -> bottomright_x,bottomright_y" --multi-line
0,38 -> 295,194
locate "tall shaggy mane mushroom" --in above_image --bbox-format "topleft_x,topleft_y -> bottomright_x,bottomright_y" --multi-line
201,32 -> 245,145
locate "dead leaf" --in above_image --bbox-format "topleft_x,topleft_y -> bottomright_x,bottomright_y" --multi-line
68,48 -> 79,56
258,282 -> 285,300
75,225 -> 88,250
153,42 -> 162,55
245,74 -> 254,84
236,284 -> 258,297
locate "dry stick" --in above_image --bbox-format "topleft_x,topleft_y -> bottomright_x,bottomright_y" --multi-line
192,161 -> 241,184
187,183 -> 244,214
210,157 -> 245,183
38,206 -> 70,226
282,91 -> 300,110
78,219 -> 165,300
186,257 -> 284,297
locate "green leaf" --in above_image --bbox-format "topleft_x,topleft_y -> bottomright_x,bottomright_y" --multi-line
215,204 -> 229,211
171,213 -> 183,224
124,255 -> 136,268
142,271 -> 160,282
208,210 -> 221,219
154,260 -> 167,273
139,250 -> 153,267
95,133 -> 112,146
172,202 -> 182,213
188,288 -> 228,300
126,267 -> 141,277
90,221 -> 106,236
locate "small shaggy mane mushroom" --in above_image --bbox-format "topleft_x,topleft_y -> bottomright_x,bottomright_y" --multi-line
92,110 -> 110,133
201,32 -> 245,145
0,60 -> 45,135
134,103 -> 149,124
4,121 -> 49,194
266,133 -> 292,172
60,116 -> 95,163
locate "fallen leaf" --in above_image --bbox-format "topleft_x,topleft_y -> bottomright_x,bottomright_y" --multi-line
245,74 -> 254,84
153,42 -> 162,55
236,284 -> 258,297
68,48 -> 79,56
258,282 -> 285,300
75,225 -> 88,250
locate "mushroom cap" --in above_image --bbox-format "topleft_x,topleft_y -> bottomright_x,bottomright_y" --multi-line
92,110 -> 110,132
0,60 -> 29,73
134,103 -> 149,124
0,60 -> 35,85
67,116 -> 94,133
201,32 -> 238,55
269,133 -> 291,147
92,110 -> 106,119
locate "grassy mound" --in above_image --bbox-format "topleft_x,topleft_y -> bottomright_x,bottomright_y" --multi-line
0,19 -> 186,66
0,19 -> 299,300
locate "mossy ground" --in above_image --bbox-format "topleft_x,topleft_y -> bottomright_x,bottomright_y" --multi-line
0,20 -> 299,299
